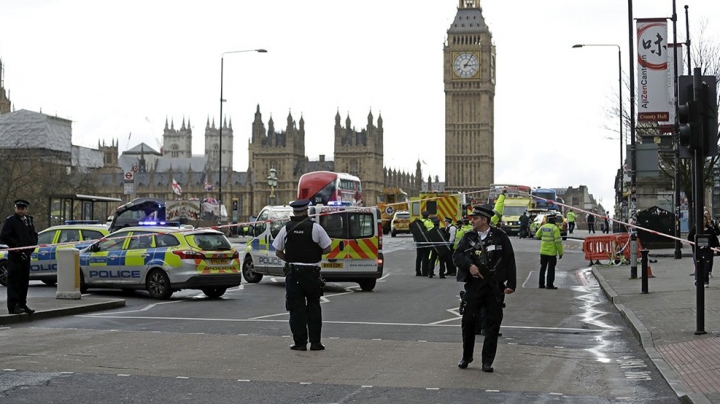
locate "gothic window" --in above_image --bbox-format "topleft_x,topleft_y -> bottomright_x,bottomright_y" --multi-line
211,143 -> 218,159
490,54 -> 496,84
171,144 -> 179,158
349,160 -> 359,177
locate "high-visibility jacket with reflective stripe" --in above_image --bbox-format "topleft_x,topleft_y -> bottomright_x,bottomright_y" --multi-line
536,223 -> 563,256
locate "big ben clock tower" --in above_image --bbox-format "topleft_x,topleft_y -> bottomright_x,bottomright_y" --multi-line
444,0 -> 495,194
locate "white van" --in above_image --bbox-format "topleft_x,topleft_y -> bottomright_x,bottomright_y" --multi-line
242,204 -> 383,291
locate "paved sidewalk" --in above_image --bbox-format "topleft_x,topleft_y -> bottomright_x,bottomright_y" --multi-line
593,245 -> 720,404
0,297 -> 125,326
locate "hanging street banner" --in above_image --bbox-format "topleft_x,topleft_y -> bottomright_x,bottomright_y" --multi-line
637,18 -> 669,122
659,42 -> 684,134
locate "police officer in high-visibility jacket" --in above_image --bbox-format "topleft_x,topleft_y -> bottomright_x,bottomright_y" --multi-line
535,214 -> 563,289
273,199 -> 332,351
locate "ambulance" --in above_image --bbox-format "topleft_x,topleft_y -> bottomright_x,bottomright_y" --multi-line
242,202 -> 383,291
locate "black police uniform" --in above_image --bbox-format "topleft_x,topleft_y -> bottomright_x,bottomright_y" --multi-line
281,204 -> 327,350
452,206 -> 517,371
0,200 -> 38,314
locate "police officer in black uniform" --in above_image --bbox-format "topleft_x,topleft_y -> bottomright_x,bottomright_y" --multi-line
272,199 -> 332,351
453,204 -> 516,373
1,199 -> 38,315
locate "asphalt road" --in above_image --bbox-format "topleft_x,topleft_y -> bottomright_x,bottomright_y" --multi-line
0,235 -> 682,403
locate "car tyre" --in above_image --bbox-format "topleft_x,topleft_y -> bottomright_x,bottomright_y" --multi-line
0,260 -> 7,287
202,287 -> 227,299
79,270 -> 88,294
242,258 -> 263,283
146,269 -> 172,300
391,230 -> 396,237
358,279 -> 376,292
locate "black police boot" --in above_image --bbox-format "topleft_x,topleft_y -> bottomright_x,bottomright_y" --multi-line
290,344 -> 307,351
22,306 -> 35,314
8,307 -> 24,315
310,343 -> 325,351
482,363 -> 494,372
458,358 -> 473,369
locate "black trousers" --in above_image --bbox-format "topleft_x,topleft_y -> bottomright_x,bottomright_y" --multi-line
588,222 -> 595,233
461,279 -> 504,366
439,250 -> 455,276
285,267 -> 323,345
539,254 -> 557,287
415,247 -> 431,275
568,222 -> 575,234
7,255 -> 31,310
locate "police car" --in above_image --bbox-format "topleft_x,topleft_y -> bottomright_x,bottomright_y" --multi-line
0,221 -> 109,287
78,226 -> 241,299
242,202 -> 383,291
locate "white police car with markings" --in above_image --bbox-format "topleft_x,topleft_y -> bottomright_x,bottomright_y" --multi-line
79,226 -> 241,299
242,202 -> 384,291
0,221 -> 109,287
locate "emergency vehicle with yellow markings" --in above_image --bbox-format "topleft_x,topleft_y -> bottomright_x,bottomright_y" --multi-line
242,202 -> 383,291
408,192 -> 463,223
78,226 -> 241,299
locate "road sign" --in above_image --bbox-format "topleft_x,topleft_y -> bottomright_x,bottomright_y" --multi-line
124,171 -> 134,181
124,182 -> 134,195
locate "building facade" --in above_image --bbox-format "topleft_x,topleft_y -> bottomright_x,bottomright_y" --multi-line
0,58 -> 11,115
89,105 -> 420,223
443,0 -> 496,193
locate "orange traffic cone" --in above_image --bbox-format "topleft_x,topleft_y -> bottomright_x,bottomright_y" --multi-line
647,265 -> 656,278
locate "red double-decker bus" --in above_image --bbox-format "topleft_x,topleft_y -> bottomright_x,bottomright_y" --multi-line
297,171 -> 363,206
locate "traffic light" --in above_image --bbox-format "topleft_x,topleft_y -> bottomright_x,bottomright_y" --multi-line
700,81 -> 718,157
678,93 -> 700,150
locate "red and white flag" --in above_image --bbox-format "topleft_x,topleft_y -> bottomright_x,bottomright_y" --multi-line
172,178 -> 182,196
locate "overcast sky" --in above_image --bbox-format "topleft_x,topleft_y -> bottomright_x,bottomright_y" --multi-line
1,0 -> 718,214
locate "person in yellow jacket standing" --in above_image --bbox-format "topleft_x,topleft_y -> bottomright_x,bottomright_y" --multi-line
566,210 -> 576,234
535,214 -> 563,289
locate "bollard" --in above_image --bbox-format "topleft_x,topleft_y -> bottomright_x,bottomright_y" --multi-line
56,249 -> 81,300
640,249 -> 649,294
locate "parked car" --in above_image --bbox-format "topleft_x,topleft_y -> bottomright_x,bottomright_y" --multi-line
391,211 -> 411,237
78,225 -> 240,299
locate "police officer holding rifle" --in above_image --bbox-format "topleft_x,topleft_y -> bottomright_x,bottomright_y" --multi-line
453,204 -> 516,373
273,199 -> 332,351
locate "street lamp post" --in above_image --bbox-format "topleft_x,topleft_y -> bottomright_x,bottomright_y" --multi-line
218,49 -> 267,219
572,44 -> 623,226
267,168 -> 278,206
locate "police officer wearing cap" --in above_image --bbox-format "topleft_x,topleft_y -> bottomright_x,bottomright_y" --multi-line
272,199 -> 332,351
453,204 -> 516,373
0,199 -> 38,315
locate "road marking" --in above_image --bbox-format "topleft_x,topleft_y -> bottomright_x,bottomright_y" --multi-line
118,374 -> 130,377
76,314 -> 620,332
84,300 -> 183,315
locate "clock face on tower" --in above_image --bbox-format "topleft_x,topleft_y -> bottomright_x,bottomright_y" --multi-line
453,52 -> 480,78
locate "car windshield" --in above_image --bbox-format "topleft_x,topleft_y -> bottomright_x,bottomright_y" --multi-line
504,206 -> 526,217
189,233 -> 232,251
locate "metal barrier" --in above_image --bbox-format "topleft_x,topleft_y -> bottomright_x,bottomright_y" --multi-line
582,234 -> 643,266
